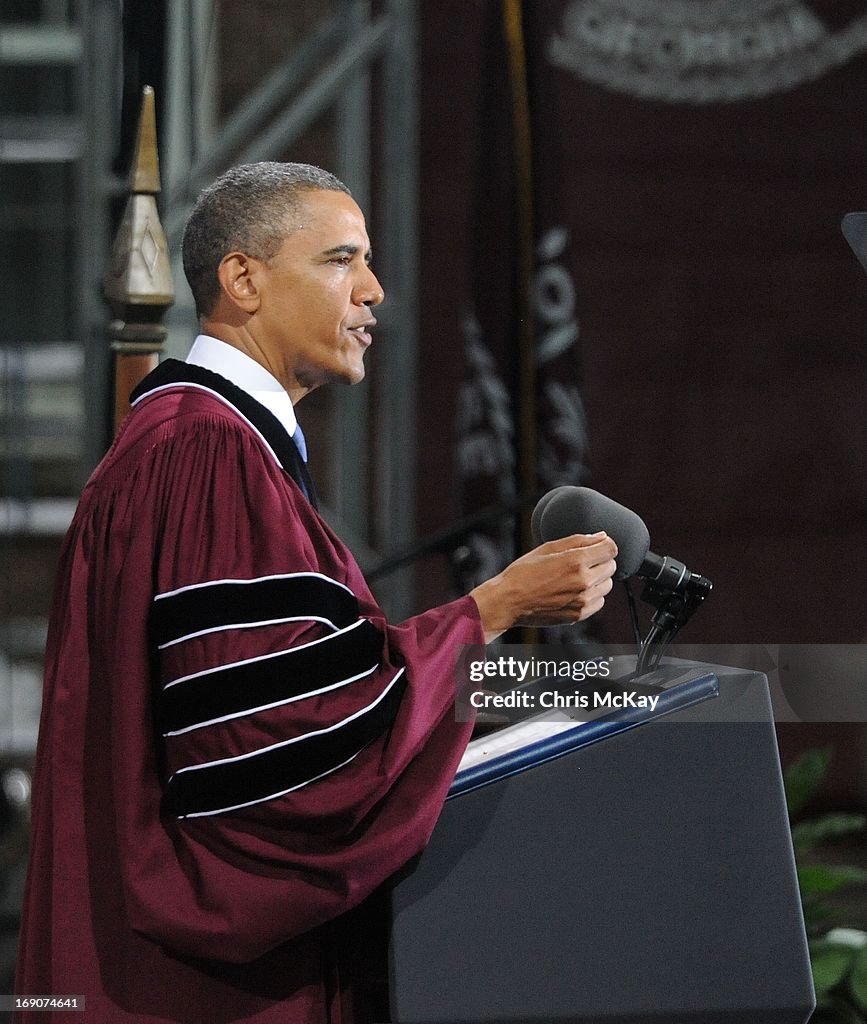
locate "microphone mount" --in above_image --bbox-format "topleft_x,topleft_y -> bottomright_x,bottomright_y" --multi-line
636,563 -> 712,676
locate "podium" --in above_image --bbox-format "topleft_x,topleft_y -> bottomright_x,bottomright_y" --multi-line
388,663 -> 815,1024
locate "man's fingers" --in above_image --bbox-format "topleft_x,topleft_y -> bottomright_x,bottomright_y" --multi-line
569,565 -> 615,607
577,593 -> 607,621
593,569 -> 616,596
472,533 -> 620,636
541,531 -> 606,551
529,556 -> 616,621
540,532 -> 619,561
583,558 -> 617,592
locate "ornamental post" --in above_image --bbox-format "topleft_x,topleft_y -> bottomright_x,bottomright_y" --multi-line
103,86 -> 175,433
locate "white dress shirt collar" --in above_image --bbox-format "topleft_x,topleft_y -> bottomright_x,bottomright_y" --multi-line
185,334 -> 298,437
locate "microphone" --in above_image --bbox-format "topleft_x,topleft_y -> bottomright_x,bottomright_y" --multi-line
842,211 -> 867,275
532,486 -> 711,594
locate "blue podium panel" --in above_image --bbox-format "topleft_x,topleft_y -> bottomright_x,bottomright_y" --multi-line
388,668 -> 814,1024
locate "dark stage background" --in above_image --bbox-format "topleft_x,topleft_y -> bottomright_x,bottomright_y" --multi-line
416,0 -> 867,654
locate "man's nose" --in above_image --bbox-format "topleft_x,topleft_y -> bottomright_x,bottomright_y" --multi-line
356,266 -> 385,307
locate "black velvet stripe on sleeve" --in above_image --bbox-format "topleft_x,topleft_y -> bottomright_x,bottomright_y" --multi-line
152,574 -> 360,648
157,618 -> 384,736
164,670 -> 408,818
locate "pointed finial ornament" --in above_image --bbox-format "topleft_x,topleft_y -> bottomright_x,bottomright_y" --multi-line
129,85 -> 162,194
104,86 -> 176,431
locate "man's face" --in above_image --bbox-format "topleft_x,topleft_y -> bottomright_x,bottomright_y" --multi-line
254,189 -> 384,392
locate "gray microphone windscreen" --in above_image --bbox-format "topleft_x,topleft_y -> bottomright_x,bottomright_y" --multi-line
842,212 -> 867,275
538,486 -> 650,579
530,485 -> 573,545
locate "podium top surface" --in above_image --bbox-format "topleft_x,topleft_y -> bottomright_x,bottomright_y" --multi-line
451,670 -> 719,799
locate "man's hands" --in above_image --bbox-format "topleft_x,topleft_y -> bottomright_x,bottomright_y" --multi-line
469,533 -> 618,643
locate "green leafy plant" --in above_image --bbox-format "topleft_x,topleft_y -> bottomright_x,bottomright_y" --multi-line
785,748 -> 867,1021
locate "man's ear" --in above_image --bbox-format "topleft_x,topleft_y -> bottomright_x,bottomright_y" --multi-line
216,252 -> 262,314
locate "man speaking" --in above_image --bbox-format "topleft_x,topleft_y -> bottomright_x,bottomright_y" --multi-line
15,162 -> 617,1023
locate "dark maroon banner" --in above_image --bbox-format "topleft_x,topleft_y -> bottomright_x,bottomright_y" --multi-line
419,0 -> 867,649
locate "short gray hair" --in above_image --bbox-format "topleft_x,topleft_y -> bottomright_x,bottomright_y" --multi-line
182,161 -> 351,316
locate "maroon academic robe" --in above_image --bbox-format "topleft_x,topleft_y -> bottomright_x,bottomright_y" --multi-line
15,362 -> 482,1023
